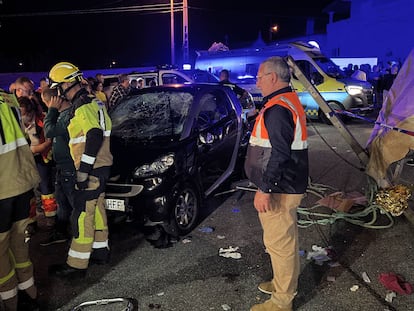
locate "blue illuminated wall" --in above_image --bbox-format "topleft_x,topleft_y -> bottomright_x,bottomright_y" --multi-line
326,0 -> 414,64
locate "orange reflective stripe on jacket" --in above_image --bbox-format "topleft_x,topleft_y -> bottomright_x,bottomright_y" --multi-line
250,92 -> 308,150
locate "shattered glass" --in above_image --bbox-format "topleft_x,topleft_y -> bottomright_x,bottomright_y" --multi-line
110,91 -> 193,140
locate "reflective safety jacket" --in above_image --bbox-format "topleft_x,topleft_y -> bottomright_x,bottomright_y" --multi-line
0,92 -> 40,200
244,90 -> 309,194
68,89 -> 113,174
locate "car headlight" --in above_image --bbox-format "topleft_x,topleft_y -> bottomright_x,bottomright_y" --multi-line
345,85 -> 363,96
133,153 -> 175,178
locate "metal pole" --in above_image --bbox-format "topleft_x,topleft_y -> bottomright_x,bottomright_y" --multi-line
182,0 -> 189,64
170,0 -> 175,65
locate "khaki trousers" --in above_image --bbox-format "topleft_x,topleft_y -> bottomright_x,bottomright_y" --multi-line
258,193 -> 303,308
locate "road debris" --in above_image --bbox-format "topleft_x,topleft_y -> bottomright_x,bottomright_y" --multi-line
219,246 -> 242,259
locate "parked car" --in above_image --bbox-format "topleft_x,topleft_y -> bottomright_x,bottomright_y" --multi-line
105,84 -> 250,243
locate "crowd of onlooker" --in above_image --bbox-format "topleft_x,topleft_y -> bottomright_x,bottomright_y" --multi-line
342,60 -> 401,106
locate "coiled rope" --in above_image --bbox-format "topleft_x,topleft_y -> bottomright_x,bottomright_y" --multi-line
298,177 -> 395,229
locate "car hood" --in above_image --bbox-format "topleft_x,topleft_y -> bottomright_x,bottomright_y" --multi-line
109,135 -> 187,180
338,77 -> 372,89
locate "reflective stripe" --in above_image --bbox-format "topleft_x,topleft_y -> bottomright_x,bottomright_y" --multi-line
251,94 -> 307,151
0,269 -> 15,285
249,135 -> 271,148
81,154 -> 95,165
98,107 -> 105,130
17,277 -> 34,290
0,137 -> 28,155
69,131 -> 111,145
0,287 -> 17,300
69,136 -> 86,144
14,260 -> 32,269
92,240 -> 109,249
68,248 -> 91,260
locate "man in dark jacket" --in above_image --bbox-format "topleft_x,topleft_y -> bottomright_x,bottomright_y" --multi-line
245,56 -> 308,311
42,87 -> 75,246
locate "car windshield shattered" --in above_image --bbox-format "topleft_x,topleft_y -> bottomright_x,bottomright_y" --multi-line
110,91 -> 193,140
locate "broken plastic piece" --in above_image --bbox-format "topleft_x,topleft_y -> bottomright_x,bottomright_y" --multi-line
219,246 -> 242,259
199,226 -> 214,233
385,291 -> 397,303
362,272 -> 371,283
221,304 -> 231,310
350,285 -> 359,292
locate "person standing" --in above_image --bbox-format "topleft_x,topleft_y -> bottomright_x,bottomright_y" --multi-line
218,69 -> 248,99
0,90 -> 41,310
18,96 -> 57,227
47,62 -> 113,279
41,87 -> 75,246
108,73 -> 130,112
244,56 -> 309,311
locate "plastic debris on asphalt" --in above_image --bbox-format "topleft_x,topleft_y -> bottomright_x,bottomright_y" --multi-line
350,285 -> 360,292
217,235 -> 226,239
306,244 -> 332,265
156,292 -> 164,296
232,208 -> 240,213
219,246 -> 242,259
385,291 -> 397,303
221,303 -> 232,310
362,271 -> 371,283
199,226 -> 214,233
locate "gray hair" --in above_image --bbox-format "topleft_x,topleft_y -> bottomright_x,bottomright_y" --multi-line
262,56 -> 291,83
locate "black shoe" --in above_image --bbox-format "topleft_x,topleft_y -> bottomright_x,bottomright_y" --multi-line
40,231 -> 69,246
18,290 -> 40,311
90,247 -> 110,265
49,264 -> 86,279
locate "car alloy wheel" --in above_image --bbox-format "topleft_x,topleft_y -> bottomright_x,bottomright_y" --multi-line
173,183 -> 200,235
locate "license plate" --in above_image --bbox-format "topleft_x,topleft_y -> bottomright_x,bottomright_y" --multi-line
105,199 -> 125,212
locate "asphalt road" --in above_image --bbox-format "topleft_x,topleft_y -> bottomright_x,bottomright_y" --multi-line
29,118 -> 414,311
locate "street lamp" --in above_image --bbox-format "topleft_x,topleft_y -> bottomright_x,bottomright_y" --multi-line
269,24 -> 279,42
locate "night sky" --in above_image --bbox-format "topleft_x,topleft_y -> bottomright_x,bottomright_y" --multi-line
0,0 -> 333,72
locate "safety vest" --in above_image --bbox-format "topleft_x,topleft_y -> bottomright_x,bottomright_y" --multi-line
0,92 -> 40,200
68,94 -> 113,170
249,92 -> 308,150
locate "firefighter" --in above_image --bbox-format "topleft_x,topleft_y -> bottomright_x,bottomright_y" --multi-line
47,62 -> 113,279
0,91 -> 41,310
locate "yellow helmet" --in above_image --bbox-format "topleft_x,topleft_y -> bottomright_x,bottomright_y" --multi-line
48,62 -> 83,88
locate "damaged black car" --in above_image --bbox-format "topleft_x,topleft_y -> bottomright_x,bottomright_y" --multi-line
105,84 -> 250,245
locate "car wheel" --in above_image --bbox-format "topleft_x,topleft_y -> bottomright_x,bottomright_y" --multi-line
319,101 -> 346,125
172,183 -> 200,235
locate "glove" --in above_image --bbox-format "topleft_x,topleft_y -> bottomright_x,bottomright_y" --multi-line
76,171 -> 89,190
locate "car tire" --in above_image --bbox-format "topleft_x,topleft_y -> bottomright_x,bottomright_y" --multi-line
172,182 -> 200,235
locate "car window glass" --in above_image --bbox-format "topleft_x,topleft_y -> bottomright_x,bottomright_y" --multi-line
196,91 -> 229,130
162,73 -> 187,84
110,91 -> 193,139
